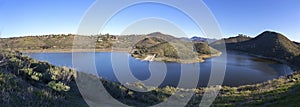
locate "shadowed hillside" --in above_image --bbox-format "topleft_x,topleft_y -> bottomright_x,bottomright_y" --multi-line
226,31 -> 300,70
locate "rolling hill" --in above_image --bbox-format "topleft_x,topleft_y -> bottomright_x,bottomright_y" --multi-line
190,36 -> 217,43
0,34 -> 117,51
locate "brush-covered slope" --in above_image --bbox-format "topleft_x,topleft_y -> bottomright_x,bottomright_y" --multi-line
0,34 -> 117,51
227,31 -> 300,69
0,50 -> 87,106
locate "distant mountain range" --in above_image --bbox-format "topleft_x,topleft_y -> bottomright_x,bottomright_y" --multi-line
190,36 -> 217,42
179,36 -> 217,43
210,34 -> 252,46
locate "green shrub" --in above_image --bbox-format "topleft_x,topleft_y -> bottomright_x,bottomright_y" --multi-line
20,68 -> 33,75
47,81 -> 70,92
31,75 -> 39,81
31,72 -> 42,81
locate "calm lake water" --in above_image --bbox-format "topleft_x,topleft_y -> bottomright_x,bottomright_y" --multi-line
26,51 -> 293,87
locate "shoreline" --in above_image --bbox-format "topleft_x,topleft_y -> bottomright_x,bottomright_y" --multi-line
228,50 -> 299,71
20,48 -> 222,64
15,49 -> 300,88
20,48 -> 298,71
131,52 -> 222,64
18,48 -> 130,53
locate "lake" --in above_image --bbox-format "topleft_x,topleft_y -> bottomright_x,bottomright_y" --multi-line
26,51 -> 293,87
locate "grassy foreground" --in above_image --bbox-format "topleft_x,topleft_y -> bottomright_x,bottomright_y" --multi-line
1,50 -> 300,106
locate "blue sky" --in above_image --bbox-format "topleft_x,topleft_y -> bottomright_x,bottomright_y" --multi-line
0,0 -> 300,42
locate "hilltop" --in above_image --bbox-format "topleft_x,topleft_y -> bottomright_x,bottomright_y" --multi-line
294,41 -> 300,46
130,32 -> 221,63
